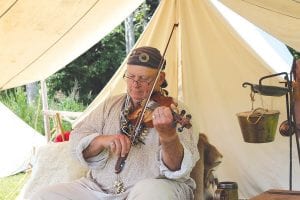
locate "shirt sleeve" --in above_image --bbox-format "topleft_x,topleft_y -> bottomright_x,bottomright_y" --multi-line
158,144 -> 195,180
75,133 -> 110,169
70,97 -> 109,169
158,101 -> 200,181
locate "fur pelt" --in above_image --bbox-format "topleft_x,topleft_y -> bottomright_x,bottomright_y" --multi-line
191,133 -> 223,200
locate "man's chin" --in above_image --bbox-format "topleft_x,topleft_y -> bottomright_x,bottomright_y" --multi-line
132,97 -> 143,103
131,95 -> 144,103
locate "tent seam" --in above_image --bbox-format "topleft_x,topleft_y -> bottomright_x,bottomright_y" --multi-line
241,0 -> 300,19
0,0 -> 18,19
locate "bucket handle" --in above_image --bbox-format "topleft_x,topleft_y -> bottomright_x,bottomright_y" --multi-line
246,107 -> 266,124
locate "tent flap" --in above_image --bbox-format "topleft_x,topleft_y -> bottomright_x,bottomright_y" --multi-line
220,0 -> 300,52
0,0 -> 144,90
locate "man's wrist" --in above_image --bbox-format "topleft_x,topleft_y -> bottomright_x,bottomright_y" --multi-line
159,133 -> 179,145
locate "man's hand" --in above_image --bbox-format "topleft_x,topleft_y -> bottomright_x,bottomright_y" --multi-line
83,134 -> 131,159
109,134 -> 131,157
152,106 -> 177,140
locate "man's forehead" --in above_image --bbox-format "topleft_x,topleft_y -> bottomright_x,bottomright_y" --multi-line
126,64 -> 158,76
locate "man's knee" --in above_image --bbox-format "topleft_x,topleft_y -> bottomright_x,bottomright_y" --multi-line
30,183 -> 74,200
30,186 -> 53,200
127,178 -> 177,200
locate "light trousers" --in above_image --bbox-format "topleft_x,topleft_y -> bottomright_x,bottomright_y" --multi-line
31,178 -> 194,200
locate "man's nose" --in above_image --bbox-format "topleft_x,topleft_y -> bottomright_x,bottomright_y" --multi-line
132,79 -> 140,86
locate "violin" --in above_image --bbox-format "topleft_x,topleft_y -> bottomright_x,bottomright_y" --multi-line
127,91 -> 192,132
115,92 -> 192,174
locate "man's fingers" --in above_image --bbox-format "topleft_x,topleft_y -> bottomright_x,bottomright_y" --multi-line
119,136 -> 128,157
110,134 -> 131,157
114,139 -> 121,157
110,141 -> 116,153
153,107 -> 173,125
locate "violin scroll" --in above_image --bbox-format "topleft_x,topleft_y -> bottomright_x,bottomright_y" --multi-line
172,109 -> 192,132
151,91 -> 192,131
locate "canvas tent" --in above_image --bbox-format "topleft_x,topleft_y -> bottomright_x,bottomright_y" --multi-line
0,102 -> 45,178
1,0 -> 300,198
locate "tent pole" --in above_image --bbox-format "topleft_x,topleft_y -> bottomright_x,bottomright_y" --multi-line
41,80 -> 51,142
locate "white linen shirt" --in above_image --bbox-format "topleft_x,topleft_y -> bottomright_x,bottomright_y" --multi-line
70,94 -> 199,198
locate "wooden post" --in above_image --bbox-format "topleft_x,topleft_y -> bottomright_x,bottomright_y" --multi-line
40,80 -> 51,142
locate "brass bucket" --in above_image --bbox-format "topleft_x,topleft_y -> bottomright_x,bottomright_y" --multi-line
236,108 -> 280,143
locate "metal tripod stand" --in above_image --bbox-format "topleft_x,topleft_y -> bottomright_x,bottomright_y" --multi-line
242,69 -> 300,190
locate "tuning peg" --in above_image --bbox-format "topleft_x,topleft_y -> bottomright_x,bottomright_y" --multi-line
178,126 -> 184,132
180,110 -> 186,116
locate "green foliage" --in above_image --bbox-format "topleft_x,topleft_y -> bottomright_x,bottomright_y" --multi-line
133,3 -> 150,35
287,46 -> 300,60
50,81 -> 86,112
47,25 -> 127,105
0,87 -> 44,134
48,82 -> 86,132
0,84 -> 86,135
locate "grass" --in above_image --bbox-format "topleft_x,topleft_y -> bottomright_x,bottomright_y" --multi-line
0,172 -> 31,200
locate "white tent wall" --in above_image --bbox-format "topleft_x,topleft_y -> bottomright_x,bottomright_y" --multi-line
220,0 -> 300,52
0,102 -> 46,178
211,0 -> 293,73
0,0 -> 144,90
73,0 -> 299,198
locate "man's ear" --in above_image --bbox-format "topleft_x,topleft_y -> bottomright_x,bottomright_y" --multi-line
159,72 -> 166,85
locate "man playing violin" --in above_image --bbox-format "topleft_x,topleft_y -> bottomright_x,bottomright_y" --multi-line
32,46 -> 199,200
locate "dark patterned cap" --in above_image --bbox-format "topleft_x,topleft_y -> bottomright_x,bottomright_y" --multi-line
127,46 -> 166,69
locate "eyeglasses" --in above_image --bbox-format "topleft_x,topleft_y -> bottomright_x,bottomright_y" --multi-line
123,73 -> 155,86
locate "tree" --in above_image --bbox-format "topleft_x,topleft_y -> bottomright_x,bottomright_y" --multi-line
25,82 -> 39,105
47,1 -> 160,105
287,46 -> 300,60
47,25 -> 126,105
125,13 -> 135,54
